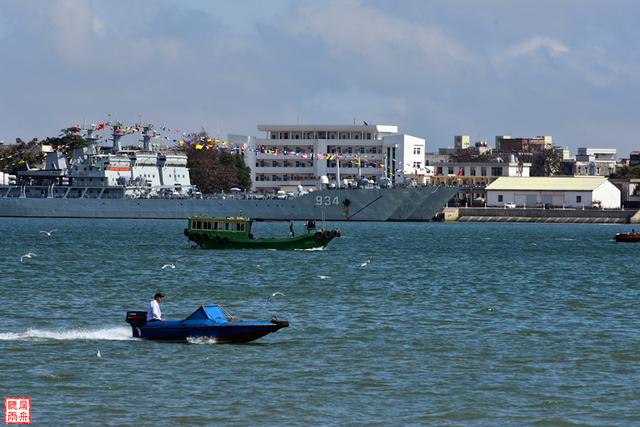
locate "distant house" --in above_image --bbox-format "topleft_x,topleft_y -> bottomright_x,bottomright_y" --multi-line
574,147 -> 617,176
486,176 -> 621,209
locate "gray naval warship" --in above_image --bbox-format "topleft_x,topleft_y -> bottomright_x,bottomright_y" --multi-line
0,124 -> 457,221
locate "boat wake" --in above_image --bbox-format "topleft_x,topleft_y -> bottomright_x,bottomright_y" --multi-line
295,247 -> 326,252
186,336 -> 219,344
0,326 -> 133,341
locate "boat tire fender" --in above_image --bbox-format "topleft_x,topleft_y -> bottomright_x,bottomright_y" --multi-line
315,231 -> 323,238
330,230 -> 338,238
336,230 -> 341,238
323,231 -> 332,239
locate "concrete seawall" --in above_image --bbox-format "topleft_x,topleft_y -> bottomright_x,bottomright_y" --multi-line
446,207 -> 639,223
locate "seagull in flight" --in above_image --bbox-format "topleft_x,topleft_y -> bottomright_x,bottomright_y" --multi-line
39,229 -> 57,236
161,263 -> 176,270
20,253 -> 37,263
267,291 -> 285,301
360,259 -> 371,267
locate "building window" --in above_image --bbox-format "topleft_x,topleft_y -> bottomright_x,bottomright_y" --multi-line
491,167 -> 503,176
481,167 -> 487,176
448,166 -> 454,175
498,195 -> 503,202
470,167 -> 476,176
413,146 -> 421,155
576,195 -> 582,203
413,162 -> 421,169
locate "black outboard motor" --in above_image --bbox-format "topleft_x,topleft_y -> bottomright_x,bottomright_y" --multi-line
125,311 -> 147,337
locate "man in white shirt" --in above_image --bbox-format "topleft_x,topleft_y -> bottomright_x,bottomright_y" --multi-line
147,293 -> 165,322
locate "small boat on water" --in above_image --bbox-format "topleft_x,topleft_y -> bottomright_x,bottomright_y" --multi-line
125,305 -> 289,343
614,231 -> 640,242
184,216 -> 340,249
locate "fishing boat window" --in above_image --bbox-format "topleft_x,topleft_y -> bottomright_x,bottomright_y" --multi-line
224,222 -> 230,230
237,223 -> 245,232
213,222 -> 219,230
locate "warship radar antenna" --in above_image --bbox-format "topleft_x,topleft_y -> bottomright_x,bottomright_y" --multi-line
81,124 -> 100,156
109,122 -> 125,152
141,124 -> 155,151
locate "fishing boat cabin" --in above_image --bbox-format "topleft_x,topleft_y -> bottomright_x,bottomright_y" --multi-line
187,216 -> 253,241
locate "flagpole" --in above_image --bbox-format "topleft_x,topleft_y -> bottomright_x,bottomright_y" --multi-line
336,154 -> 341,189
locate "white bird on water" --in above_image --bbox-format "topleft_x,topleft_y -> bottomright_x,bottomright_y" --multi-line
267,291 -> 285,301
360,259 -> 371,267
318,275 -> 330,280
96,350 -> 102,359
20,253 -> 37,263
161,263 -> 176,270
39,229 -> 57,236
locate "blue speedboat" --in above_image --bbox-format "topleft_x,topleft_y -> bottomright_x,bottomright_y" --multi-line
125,305 -> 289,343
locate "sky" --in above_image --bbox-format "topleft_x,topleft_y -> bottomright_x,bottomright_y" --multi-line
1,0 -> 639,156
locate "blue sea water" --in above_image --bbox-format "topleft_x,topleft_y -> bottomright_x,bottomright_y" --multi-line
1,219 -> 639,426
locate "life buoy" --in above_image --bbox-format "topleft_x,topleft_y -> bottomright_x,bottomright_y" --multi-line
323,231 -> 332,239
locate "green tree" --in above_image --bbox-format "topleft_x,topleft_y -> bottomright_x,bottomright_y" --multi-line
449,149 -> 493,163
0,138 -> 43,174
610,165 -> 640,179
44,127 -> 87,159
181,130 -> 252,193
524,148 -> 563,176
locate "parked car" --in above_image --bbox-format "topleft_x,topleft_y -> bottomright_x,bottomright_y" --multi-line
504,202 -> 516,209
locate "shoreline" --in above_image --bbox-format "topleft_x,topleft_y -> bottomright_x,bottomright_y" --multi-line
447,207 -> 640,224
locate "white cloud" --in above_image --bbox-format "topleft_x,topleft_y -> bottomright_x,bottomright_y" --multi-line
49,0 -> 94,61
507,36 -> 570,58
284,0 -> 475,75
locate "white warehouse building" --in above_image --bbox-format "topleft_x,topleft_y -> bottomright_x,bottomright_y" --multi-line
486,176 -> 621,209
230,124 -> 426,193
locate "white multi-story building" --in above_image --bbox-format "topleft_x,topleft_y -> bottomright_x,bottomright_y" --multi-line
574,147 -> 617,176
231,124 -> 426,193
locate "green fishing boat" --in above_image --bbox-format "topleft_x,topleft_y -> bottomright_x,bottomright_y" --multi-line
184,216 -> 340,250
